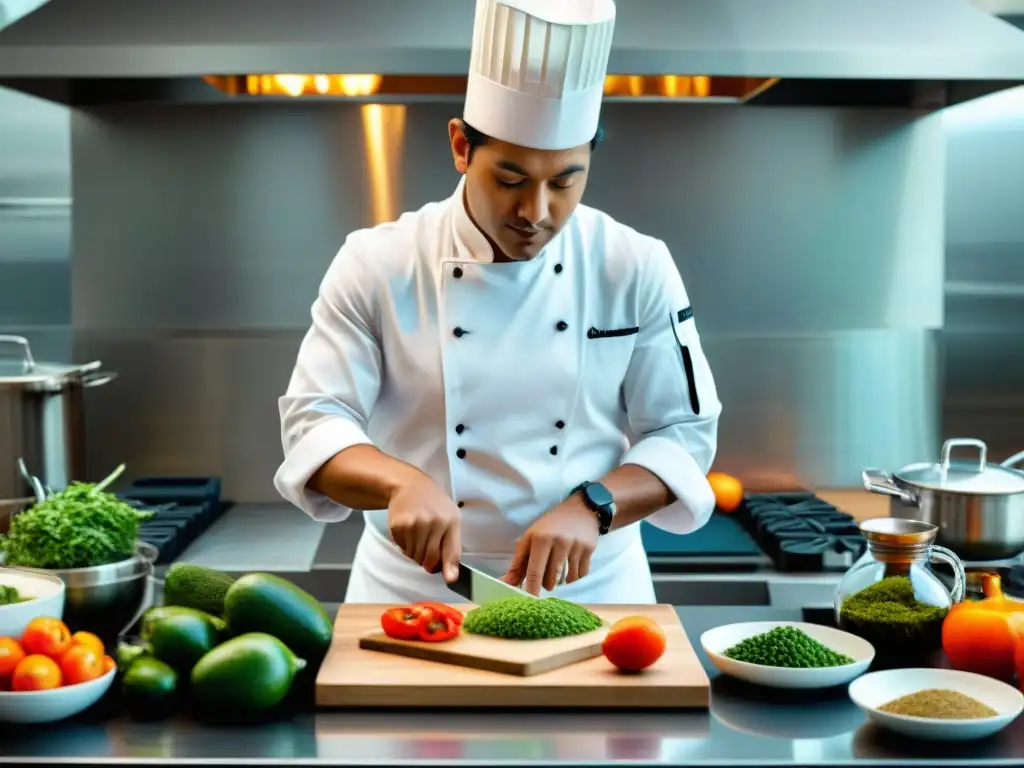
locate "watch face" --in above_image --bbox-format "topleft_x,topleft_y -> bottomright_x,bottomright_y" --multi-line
587,483 -> 615,510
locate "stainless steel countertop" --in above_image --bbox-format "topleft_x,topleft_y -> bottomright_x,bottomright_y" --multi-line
2,606 -> 1022,767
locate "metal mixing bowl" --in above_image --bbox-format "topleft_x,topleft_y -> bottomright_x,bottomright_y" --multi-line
13,542 -> 157,646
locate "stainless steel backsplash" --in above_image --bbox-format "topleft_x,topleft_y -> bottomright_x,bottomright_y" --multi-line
56,102 -> 946,500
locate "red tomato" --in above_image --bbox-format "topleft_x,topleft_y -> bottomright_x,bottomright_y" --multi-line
414,601 -> 464,627
59,645 -> 103,686
417,612 -> 460,643
602,616 -> 667,673
69,631 -> 105,658
380,606 -> 431,640
12,655 -> 62,691
0,636 -> 26,677
20,617 -> 71,659
101,655 -> 117,675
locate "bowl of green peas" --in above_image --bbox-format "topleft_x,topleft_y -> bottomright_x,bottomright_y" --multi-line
700,621 -> 875,689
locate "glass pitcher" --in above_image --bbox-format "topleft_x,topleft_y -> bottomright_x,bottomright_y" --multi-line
834,518 -> 965,665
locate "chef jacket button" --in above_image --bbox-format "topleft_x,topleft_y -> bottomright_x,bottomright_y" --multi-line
550,446 -> 559,456
453,327 -> 466,338
457,501 -> 465,509
556,320 -> 568,332
554,264 -> 563,274
556,420 -> 565,429
453,267 -> 463,279
455,424 -> 465,435
456,448 -> 467,459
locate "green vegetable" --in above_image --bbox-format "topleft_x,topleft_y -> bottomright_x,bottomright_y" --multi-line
0,585 -> 25,605
723,626 -> 854,668
462,597 -> 603,639
838,576 -> 948,659
122,657 -> 179,719
163,563 -> 235,617
141,605 -> 227,642
115,639 -> 150,673
223,573 -> 333,663
190,632 -> 306,712
0,464 -> 151,569
146,612 -> 220,674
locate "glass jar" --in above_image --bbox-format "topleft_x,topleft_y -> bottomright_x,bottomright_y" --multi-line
834,518 -> 965,666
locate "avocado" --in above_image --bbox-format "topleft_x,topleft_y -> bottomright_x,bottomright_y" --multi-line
163,563 -> 236,617
223,573 -> 333,664
142,605 -> 227,642
190,632 -> 305,712
147,611 -> 220,673
122,657 -> 179,719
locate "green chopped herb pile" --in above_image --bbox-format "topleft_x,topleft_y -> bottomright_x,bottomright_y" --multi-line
462,596 -> 603,639
723,626 -> 854,668
0,464 -> 152,569
837,575 -> 947,660
0,585 -> 24,605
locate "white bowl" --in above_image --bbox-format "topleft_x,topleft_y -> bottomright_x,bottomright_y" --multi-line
849,668 -> 1024,742
700,621 -> 875,689
0,667 -> 115,724
0,567 -> 65,638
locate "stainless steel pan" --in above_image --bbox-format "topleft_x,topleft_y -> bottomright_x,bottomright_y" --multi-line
863,438 -> 1024,560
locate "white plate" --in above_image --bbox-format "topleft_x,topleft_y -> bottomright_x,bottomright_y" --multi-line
0,667 -> 115,724
700,621 -> 875,689
0,567 -> 65,638
849,668 -> 1024,742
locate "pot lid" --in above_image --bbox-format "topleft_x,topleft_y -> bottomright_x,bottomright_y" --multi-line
895,438 -> 1024,495
0,335 -> 99,386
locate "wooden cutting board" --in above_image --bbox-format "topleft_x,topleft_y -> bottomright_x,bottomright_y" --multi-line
316,603 -> 710,709
359,614 -> 605,676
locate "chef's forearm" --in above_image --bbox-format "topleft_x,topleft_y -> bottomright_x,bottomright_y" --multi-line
308,444 -> 429,510
596,463 -> 677,531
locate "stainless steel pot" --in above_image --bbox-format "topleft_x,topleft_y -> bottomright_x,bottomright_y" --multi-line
863,438 -> 1024,560
0,335 -> 117,501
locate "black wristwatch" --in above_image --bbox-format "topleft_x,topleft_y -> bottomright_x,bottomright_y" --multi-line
571,481 -> 615,536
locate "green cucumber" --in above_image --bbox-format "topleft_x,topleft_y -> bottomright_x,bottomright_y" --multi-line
190,632 -> 306,711
223,573 -> 332,662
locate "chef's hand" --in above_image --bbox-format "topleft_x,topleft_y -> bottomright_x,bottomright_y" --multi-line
388,478 -> 462,583
502,498 -> 599,595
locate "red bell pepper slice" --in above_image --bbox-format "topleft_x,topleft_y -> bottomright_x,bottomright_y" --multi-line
380,605 -> 431,640
417,611 -> 460,642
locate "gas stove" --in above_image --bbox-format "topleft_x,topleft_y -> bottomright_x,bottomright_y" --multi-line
119,476 -> 228,564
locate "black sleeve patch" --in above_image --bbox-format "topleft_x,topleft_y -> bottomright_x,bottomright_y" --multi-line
677,306 -> 693,323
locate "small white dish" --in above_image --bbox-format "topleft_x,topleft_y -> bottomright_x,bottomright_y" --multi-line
849,668 -> 1024,742
0,667 -> 115,724
700,621 -> 874,689
0,567 -> 65,638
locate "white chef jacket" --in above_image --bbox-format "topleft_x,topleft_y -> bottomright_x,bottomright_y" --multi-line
275,177 -> 722,604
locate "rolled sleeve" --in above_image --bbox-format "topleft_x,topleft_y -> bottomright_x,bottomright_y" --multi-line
620,240 -> 723,534
273,236 -> 383,522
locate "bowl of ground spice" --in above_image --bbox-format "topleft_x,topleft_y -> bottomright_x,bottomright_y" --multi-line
700,622 -> 874,689
849,668 -> 1024,741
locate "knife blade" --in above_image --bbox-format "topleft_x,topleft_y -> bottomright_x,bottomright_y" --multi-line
446,556 -> 540,605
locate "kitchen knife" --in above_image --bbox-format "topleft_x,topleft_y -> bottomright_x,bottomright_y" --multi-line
446,556 -> 540,605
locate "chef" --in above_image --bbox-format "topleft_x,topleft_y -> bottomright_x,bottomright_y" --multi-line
274,0 -> 722,604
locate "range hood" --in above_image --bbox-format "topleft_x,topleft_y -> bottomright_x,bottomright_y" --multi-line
3,0 -> 1024,109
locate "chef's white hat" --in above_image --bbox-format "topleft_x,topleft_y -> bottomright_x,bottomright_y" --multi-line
463,0 -> 616,151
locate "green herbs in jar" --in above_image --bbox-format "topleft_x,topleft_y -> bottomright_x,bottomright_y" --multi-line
723,626 -> 854,668
838,576 -> 948,662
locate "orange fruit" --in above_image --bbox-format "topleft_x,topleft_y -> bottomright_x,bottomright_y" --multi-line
69,631 -> 105,658
602,615 -> 667,672
707,472 -> 744,513
59,645 -> 103,686
101,655 -> 116,675
11,654 -> 62,691
20,617 -> 71,659
0,636 -> 26,677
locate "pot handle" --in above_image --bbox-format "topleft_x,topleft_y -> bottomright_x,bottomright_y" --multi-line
931,545 -> 966,604
81,371 -> 118,388
0,335 -> 35,370
940,438 -> 988,473
1001,451 -> 1024,471
862,468 -> 919,505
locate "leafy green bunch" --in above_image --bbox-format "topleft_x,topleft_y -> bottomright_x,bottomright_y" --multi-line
0,464 -> 152,569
